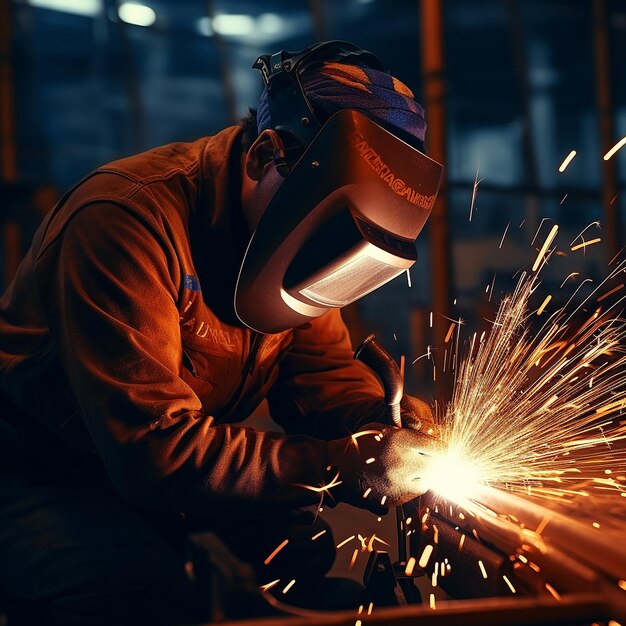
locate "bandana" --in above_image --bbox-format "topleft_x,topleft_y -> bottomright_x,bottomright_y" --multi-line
257,61 -> 426,146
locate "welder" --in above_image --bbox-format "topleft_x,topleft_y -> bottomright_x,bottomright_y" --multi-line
0,41 -> 442,624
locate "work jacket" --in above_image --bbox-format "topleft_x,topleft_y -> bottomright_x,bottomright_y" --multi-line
0,125 -> 385,512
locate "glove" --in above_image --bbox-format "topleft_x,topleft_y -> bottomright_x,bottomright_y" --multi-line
400,395 -> 438,436
326,423 -> 437,515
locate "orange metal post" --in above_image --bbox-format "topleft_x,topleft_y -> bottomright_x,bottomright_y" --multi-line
593,0 -> 621,259
419,0 -> 451,397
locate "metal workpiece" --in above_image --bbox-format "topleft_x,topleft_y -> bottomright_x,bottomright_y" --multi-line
411,485 -> 626,623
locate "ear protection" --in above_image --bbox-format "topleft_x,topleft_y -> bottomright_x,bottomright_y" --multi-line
267,132 -> 290,177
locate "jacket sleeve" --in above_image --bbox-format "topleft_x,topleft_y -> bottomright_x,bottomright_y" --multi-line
36,203 -> 326,512
267,309 -> 387,440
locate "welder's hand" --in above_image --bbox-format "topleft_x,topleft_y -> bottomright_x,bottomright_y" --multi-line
326,423 -> 437,515
400,395 -> 438,436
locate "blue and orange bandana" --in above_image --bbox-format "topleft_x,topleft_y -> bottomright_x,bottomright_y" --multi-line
257,61 -> 426,146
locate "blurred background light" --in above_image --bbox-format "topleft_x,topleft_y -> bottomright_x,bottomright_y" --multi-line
118,2 -> 156,27
211,13 -> 255,37
26,0 -> 101,17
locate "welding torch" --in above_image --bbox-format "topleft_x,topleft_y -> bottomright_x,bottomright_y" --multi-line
354,334 -> 407,563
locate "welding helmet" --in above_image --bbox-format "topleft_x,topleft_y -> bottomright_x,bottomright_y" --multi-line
234,41 -> 443,334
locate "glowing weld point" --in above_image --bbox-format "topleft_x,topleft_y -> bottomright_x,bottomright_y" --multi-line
260,579 -> 280,592
503,575 -> 516,593
478,560 -> 488,579
264,539 -> 289,565
604,136 -> 626,160
282,579 -> 296,594
418,544 -> 434,568
558,150 -> 577,172
404,557 -> 416,576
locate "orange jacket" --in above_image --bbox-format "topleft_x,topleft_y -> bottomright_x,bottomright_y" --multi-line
0,126 -> 385,511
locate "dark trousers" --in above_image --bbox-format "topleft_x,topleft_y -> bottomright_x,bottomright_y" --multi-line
0,459 -> 338,625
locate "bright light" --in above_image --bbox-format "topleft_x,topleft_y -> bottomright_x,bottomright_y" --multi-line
257,13 -> 284,35
211,14 -> 255,36
118,2 -> 156,27
422,447 -> 484,504
27,0 -> 101,17
196,16 -> 212,37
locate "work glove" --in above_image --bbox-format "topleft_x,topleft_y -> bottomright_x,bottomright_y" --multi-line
400,395 -> 438,436
326,423 -> 437,515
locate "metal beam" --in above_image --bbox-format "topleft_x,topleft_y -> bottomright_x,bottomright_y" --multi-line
593,0 -> 622,260
419,0 -> 452,398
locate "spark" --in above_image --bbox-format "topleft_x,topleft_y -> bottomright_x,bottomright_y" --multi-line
363,487 -> 372,498
264,539 -> 288,565
349,548 -> 359,569
571,238 -> 602,252
367,602 -> 374,615
469,161 -> 482,221
478,560 -> 488,579
365,457 -> 375,464
618,580 -> 626,591
429,593 -> 436,609
503,575 -> 516,593
311,530 -> 327,541
597,283 -> 624,302
260,579 -> 280,592
404,556 -> 416,575
560,194 -> 568,205
282,579 -> 296,594
406,268 -> 412,287
560,272 -> 579,288
292,470 -> 342,494
544,582 -> 561,601
536,295 -> 552,316
499,222 -> 510,249
603,136 -> 626,160
418,544 -> 434,568
336,535 -> 355,549
421,258 -> 626,504
558,150 -> 577,172
532,224 -> 559,272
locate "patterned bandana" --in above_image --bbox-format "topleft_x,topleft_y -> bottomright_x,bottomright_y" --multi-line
257,61 -> 426,146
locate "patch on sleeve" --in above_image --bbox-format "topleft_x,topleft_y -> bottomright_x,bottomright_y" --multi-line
183,274 -> 201,292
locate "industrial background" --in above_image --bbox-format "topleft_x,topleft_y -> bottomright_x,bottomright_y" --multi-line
1,0 -> 625,404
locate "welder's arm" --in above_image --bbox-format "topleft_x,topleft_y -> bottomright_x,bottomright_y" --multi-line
267,310 -> 433,439
37,203 -> 326,512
